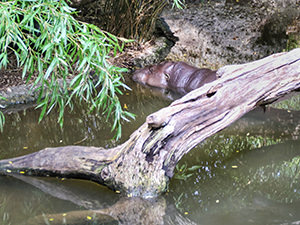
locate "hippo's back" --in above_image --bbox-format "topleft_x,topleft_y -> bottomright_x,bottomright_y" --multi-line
168,62 -> 217,93
185,68 -> 217,92
168,62 -> 200,89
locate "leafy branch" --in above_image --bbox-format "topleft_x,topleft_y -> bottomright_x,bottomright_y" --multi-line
0,0 -> 185,138
0,0 -> 134,139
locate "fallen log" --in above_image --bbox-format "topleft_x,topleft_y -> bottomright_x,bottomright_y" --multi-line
0,48 -> 300,197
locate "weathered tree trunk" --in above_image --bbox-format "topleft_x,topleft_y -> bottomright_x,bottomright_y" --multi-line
0,48 -> 300,197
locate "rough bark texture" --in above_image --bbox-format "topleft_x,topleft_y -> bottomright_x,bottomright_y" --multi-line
0,49 -> 300,197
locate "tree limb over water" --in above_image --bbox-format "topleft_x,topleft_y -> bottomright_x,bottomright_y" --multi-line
0,48 -> 300,197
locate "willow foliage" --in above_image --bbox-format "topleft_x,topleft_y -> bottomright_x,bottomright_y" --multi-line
0,0 -> 184,139
0,0 -> 134,139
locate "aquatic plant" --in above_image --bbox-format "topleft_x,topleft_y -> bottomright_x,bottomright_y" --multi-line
271,94 -> 300,111
174,163 -> 201,180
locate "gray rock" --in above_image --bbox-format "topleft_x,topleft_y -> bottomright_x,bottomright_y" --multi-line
159,1 -> 300,69
249,0 -> 299,8
131,37 -> 174,69
0,84 -> 39,108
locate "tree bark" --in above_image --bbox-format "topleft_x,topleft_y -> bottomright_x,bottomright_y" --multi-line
1,48 -> 300,197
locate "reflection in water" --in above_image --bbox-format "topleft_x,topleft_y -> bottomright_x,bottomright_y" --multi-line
169,139 -> 300,225
0,175 -> 196,225
0,81 -> 299,225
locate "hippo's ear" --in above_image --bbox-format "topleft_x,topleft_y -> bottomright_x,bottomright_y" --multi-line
164,73 -> 170,81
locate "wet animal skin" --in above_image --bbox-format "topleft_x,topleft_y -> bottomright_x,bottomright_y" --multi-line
132,61 -> 217,94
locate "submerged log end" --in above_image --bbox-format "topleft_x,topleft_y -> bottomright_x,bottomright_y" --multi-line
0,146 -> 115,184
0,144 -> 170,198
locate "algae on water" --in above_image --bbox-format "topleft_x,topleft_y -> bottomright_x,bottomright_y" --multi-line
271,94 -> 300,111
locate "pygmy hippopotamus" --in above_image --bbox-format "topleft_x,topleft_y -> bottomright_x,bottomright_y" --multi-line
132,61 -> 217,94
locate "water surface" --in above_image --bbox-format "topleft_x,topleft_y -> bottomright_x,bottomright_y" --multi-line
0,81 -> 299,225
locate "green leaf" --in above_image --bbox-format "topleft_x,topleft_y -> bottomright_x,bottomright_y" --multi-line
0,111 -> 5,132
44,57 -> 58,80
38,101 -> 48,123
187,165 -> 201,171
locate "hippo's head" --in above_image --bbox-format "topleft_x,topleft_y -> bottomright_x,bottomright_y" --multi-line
132,61 -> 175,89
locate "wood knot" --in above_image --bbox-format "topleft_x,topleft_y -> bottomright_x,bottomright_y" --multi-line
207,83 -> 223,97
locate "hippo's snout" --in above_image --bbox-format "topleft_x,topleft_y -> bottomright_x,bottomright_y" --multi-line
132,70 -> 148,85
131,73 -> 139,81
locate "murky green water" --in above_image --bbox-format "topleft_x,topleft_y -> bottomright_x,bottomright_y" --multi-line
0,81 -> 299,225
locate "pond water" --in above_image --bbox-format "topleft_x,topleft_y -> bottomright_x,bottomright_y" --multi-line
0,80 -> 299,225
